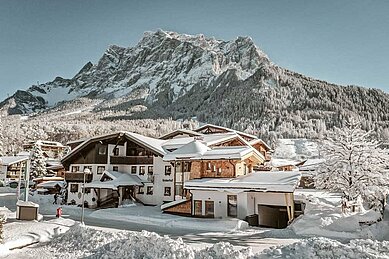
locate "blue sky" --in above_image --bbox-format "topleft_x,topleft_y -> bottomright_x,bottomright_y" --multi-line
1,0 -> 388,100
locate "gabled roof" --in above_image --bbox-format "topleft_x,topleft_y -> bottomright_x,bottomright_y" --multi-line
0,156 -> 29,166
248,139 -> 271,151
194,124 -> 258,141
184,171 -> 301,193
163,142 -> 263,162
161,132 -> 246,151
159,129 -> 203,140
62,131 -> 166,164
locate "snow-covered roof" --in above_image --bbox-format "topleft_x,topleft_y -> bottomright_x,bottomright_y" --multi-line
194,123 -> 258,141
184,171 -> 301,192
16,200 -> 39,208
248,139 -> 271,151
24,140 -> 66,148
0,156 -> 29,166
160,198 -> 188,210
85,170 -> 143,190
159,129 -> 203,140
162,132 -> 245,151
124,132 -> 166,156
298,158 -> 325,171
163,140 -> 210,160
62,131 -> 166,163
37,180 -> 66,189
163,140 -> 260,161
270,158 -> 302,167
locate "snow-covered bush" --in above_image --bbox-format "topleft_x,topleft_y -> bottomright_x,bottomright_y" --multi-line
0,214 -> 6,244
259,237 -> 389,259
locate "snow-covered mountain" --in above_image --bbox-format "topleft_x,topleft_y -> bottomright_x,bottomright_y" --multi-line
2,30 -> 389,139
0,30 -> 271,113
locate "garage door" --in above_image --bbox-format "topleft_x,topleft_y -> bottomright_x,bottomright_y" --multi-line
258,205 -> 288,228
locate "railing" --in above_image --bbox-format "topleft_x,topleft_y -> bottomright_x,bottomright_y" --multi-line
110,156 -> 153,165
64,172 -> 93,183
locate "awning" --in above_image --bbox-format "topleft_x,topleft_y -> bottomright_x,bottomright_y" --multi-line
85,170 -> 143,190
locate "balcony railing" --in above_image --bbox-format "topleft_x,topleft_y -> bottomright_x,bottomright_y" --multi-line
110,156 -> 153,165
65,172 -> 93,183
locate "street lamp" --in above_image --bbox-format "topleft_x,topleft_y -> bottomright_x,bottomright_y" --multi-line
81,168 -> 90,225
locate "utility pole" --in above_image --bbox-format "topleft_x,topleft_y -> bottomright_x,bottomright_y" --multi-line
23,153 -> 31,202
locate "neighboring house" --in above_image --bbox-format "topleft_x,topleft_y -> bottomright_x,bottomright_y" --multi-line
0,156 -> 29,184
62,125 -> 301,228
22,140 -> 68,176
23,140 -> 67,160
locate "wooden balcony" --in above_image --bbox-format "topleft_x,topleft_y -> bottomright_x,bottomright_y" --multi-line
110,156 -> 153,165
64,172 -> 93,183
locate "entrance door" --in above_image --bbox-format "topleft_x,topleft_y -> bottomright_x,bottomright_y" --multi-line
205,201 -> 214,218
227,195 -> 237,217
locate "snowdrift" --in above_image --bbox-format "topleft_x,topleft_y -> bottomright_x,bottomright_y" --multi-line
46,224 -> 389,259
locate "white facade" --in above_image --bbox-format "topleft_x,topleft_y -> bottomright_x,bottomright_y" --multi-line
66,144 -> 174,206
190,189 -> 294,220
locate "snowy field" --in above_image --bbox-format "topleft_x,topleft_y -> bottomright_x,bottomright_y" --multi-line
2,187 -> 389,258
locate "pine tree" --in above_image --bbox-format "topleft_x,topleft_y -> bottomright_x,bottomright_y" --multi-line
30,143 -> 47,178
315,120 -> 389,212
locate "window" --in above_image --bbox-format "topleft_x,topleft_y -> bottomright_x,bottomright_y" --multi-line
205,201 -> 214,218
146,186 -> 153,195
217,168 -> 222,176
131,166 -> 137,174
70,184 -> 78,193
194,200 -> 202,216
98,145 -> 107,155
97,166 -> 105,174
138,186 -> 144,194
212,165 -> 216,172
139,166 -> 145,175
84,166 -> 92,173
82,187 -> 91,194
148,166 -> 154,175
113,147 -> 119,156
165,166 -> 171,176
183,162 -> 191,172
164,187 -> 171,196
71,166 -> 79,172
175,184 -> 183,197
227,195 -> 237,217
207,162 -> 211,170
113,166 -> 119,172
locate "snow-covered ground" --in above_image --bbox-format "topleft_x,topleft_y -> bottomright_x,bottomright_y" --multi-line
2,187 -> 389,258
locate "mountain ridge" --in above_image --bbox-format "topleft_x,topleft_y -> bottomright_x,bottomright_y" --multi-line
1,29 -> 389,141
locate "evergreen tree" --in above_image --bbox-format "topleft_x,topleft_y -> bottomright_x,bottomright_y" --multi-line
30,143 -> 47,178
315,120 -> 389,212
